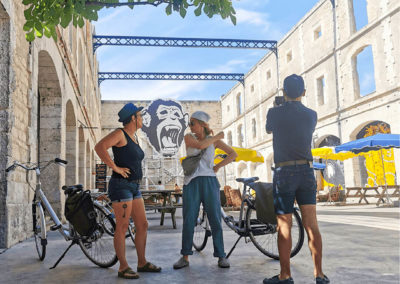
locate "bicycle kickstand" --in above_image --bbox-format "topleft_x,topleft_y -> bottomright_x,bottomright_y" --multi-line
49,240 -> 78,269
226,235 -> 243,259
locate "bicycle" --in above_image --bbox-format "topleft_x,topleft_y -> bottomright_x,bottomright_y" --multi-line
92,192 -> 136,244
5,158 -> 118,269
193,177 -> 305,260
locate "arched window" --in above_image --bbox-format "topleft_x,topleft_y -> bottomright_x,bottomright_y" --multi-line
227,131 -> 232,146
252,118 -> 257,138
353,45 -> 376,97
236,93 -> 242,115
237,124 -> 244,147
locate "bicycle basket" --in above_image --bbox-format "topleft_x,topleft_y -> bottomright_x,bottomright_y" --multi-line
64,189 -> 97,237
252,182 -> 277,225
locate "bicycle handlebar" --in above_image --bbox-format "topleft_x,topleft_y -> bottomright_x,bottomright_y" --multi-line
5,158 -> 68,173
62,184 -> 83,195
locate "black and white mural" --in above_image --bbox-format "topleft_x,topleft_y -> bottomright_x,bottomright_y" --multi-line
141,99 -> 189,157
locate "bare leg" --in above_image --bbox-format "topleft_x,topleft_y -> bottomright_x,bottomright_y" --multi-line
130,198 -> 149,267
112,201 -> 133,272
276,213 -> 293,279
299,204 -> 324,278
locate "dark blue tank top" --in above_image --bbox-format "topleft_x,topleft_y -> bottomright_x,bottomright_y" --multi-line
111,129 -> 144,181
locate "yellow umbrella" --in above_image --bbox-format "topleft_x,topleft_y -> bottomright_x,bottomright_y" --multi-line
180,147 -> 264,164
312,147 -> 360,161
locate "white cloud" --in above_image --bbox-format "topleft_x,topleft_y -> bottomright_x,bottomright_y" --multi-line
235,8 -> 271,29
101,80 -> 206,101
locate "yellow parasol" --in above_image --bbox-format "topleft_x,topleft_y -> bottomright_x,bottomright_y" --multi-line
180,147 -> 264,164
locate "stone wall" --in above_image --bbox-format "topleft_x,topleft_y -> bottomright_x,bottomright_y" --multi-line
221,0 -> 400,189
100,100 -> 221,189
0,0 -> 102,248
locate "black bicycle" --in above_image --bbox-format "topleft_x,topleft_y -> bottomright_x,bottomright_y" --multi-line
193,177 -> 305,259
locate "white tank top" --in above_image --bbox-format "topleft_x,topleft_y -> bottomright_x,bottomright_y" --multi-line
184,134 -> 216,185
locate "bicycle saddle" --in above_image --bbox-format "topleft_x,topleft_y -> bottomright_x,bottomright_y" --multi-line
236,177 -> 259,185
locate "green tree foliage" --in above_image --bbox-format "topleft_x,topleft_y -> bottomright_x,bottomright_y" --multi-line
22,0 -> 236,42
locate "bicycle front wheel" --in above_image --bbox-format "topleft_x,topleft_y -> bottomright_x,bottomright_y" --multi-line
79,204 -> 118,268
193,206 -> 209,251
246,207 -> 304,260
32,202 -> 46,261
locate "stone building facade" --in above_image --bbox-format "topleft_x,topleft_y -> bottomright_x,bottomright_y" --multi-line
220,0 -> 400,189
0,0 -> 101,247
100,100 -> 222,190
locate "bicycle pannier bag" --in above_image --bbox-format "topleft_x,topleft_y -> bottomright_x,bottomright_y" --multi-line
252,182 -> 277,225
64,190 -> 97,237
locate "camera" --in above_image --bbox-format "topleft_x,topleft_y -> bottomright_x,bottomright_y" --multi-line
273,96 -> 285,107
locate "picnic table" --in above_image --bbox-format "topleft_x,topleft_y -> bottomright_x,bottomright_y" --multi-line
141,189 -> 182,229
345,185 -> 400,205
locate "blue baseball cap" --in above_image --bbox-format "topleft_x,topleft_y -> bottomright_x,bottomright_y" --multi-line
191,111 -> 210,123
283,74 -> 305,98
118,103 -> 144,122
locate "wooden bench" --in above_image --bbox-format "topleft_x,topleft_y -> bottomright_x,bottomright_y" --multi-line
345,185 -> 400,205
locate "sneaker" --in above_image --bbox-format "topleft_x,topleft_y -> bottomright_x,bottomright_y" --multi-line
173,257 -> 189,269
263,275 -> 294,284
316,275 -> 330,284
218,257 -> 230,268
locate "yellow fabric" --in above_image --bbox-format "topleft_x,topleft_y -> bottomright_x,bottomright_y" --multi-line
311,147 -> 360,161
180,147 -> 264,164
215,147 -> 264,163
312,147 -> 396,187
364,149 -> 396,186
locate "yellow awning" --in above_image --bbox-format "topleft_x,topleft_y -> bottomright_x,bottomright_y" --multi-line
312,147 -> 361,161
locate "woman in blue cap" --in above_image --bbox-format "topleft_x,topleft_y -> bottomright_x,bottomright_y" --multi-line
95,103 -> 161,279
173,111 -> 237,269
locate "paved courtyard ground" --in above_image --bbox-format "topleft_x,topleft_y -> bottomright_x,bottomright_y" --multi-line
0,204 -> 399,284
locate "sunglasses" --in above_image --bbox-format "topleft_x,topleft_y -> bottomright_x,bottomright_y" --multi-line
189,121 -> 196,127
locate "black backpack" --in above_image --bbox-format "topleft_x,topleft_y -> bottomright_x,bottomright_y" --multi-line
64,189 -> 97,237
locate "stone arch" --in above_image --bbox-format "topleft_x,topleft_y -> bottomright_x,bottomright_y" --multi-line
86,140 -> 91,188
0,2 -> 10,248
316,135 -> 341,147
351,121 -> 392,186
65,100 -> 77,186
78,127 -> 86,186
37,50 -> 63,215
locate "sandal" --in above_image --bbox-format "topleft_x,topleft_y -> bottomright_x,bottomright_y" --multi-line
118,267 -> 140,279
137,262 -> 162,272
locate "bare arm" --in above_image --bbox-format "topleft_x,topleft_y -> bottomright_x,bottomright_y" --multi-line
94,129 -> 131,178
213,140 -> 238,173
184,131 -> 224,150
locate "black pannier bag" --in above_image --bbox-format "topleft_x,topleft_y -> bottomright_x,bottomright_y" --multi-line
252,182 -> 277,225
64,190 -> 97,237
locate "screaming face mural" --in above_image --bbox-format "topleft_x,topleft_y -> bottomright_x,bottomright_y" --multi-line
141,99 -> 189,157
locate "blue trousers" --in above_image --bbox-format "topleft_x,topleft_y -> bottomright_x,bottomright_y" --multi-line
181,176 -> 226,258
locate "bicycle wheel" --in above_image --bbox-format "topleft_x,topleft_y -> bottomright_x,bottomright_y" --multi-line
79,203 -> 118,268
246,206 -> 304,260
128,222 -> 136,244
193,206 -> 209,251
32,202 -> 46,261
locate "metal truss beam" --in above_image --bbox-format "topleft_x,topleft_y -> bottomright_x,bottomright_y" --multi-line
98,72 -> 244,85
93,35 -> 277,53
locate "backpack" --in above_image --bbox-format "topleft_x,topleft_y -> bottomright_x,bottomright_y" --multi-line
64,189 -> 97,237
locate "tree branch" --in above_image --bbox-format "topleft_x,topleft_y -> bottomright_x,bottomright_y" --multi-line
85,0 -> 169,7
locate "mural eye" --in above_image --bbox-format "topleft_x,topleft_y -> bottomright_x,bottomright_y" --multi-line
160,110 -> 168,115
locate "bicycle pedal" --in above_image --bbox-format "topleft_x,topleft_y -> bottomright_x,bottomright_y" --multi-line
50,224 -> 61,231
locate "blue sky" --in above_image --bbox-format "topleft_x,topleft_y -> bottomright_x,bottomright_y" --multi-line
94,0 -> 321,101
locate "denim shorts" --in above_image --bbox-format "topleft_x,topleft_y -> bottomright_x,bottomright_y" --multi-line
273,164 -> 316,215
108,177 -> 142,203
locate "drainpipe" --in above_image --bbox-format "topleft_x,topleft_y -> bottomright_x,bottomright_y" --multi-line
331,0 -> 343,143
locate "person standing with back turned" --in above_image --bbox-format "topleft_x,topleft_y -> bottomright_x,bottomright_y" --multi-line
263,75 -> 329,284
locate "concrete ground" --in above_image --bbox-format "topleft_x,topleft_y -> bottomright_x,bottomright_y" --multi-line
0,204 -> 399,284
